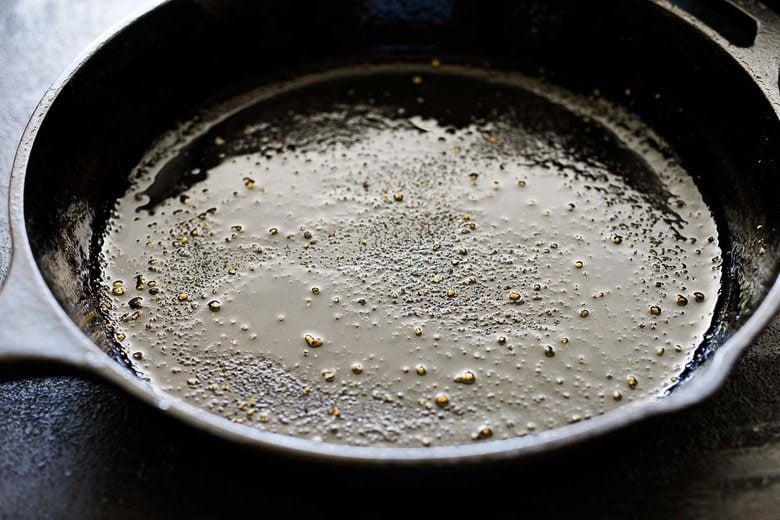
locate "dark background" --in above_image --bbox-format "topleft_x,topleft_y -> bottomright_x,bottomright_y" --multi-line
0,1 -> 777,518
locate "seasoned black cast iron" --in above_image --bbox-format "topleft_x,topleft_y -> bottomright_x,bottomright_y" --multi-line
0,0 -> 778,463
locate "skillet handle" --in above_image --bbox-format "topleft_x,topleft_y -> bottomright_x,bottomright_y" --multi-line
665,0 -> 780,114
730,5 -> 780,118
0,252 -> 100,371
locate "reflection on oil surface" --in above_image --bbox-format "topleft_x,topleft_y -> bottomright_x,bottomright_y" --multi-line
100,64 -> 721,447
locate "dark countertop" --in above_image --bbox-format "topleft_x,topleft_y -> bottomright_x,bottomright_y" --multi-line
0,1 -> 778,518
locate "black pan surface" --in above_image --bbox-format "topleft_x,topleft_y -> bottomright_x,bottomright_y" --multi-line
0,0 -> 778,464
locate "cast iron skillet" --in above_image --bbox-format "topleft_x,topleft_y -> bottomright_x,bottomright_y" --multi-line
0,0 -> 778,464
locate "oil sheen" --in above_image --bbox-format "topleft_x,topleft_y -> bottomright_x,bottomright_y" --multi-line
100,64 -> 722,447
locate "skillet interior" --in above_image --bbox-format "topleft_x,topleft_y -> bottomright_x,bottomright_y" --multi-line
21,0 -> 780,443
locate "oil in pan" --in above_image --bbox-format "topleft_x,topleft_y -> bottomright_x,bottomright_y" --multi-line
99,63 -> 721,447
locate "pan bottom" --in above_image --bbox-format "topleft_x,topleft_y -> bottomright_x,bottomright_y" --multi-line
98,63 -> 721,447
